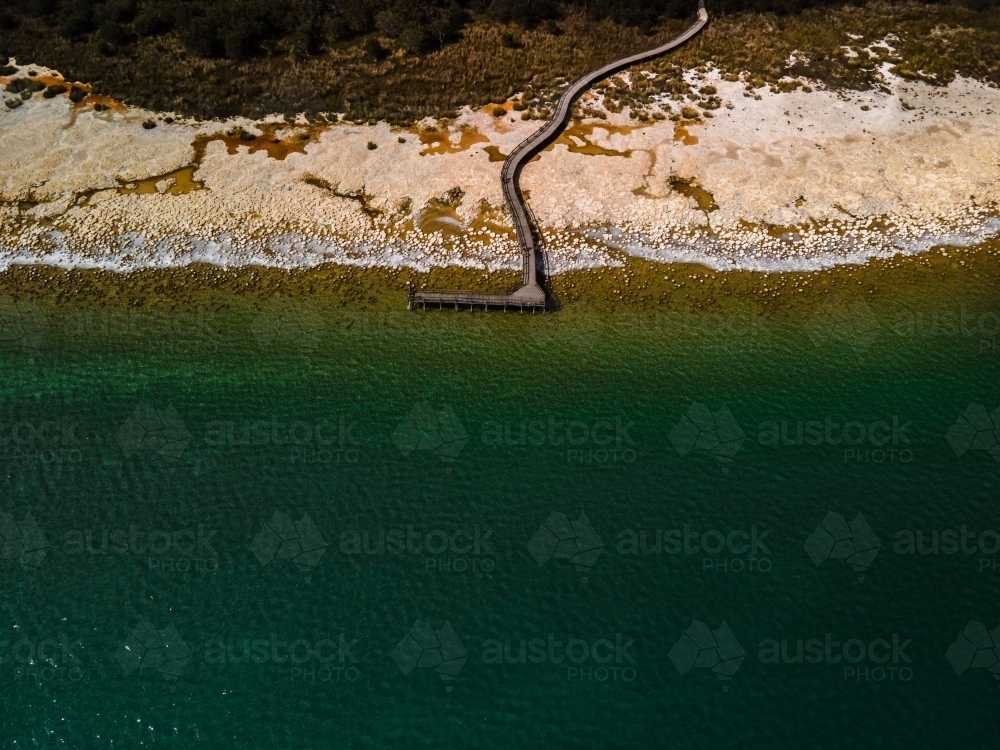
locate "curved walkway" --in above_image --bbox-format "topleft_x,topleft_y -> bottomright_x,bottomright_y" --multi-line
409,1 -> 709,310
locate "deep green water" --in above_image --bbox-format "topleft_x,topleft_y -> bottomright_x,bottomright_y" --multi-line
1,283 -> 999,748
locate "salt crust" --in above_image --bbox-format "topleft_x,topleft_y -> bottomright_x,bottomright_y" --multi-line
1,58 -> 997,274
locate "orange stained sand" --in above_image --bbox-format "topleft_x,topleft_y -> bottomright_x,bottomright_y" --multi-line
192,125 -> 324,163
83,94 -> 127,112
117,166 -> 205,196
673,125 -> 699,145
418,127 -> 489,155
669,177 -> 717,211
551,122 -> 636,157
191,125 -> 325,164
483,145 -> 508,162
418,201 -> 466,236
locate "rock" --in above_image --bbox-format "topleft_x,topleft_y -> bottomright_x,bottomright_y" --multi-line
142,120 -> 157,129
4,98 -> 22,110
43,84 -> 68,99
69,86 -> 87,103
5,78 -> 45,95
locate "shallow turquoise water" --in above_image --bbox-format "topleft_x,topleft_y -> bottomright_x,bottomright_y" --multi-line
1,292 -> 999,747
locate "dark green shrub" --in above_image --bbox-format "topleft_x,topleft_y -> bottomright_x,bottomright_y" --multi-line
399,22 -> 429,53
0,10 -> 20,30
363,36 -> 387,60
5,77 -> 44,94
98,21 -> 127,47
134,4 -> 175,36
500,31 -> 520,48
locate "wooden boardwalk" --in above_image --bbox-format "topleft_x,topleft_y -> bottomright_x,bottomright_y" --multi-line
408,1 -> 709,312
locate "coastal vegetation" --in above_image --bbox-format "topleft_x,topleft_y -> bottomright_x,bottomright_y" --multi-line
3,2 -> 1000,123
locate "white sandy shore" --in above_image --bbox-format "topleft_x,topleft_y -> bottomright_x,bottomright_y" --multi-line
1,51 -> 998,274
